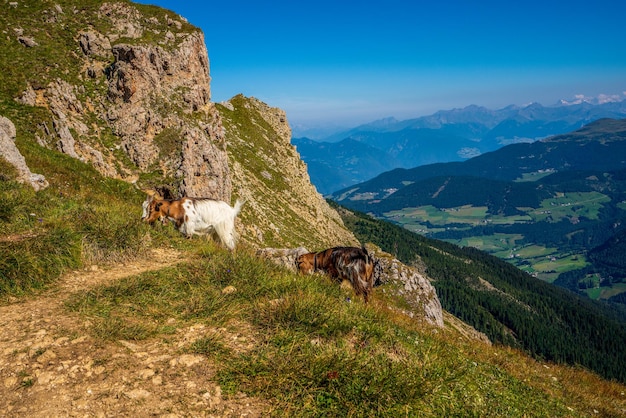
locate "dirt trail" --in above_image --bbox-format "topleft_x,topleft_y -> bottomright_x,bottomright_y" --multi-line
0,249 -> 267,417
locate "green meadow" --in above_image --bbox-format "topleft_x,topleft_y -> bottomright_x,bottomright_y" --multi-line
585,282 -> 626,300
527,192 -> 610,222
386,205 -> 531,235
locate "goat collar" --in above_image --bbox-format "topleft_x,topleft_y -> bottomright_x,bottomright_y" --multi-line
314,252 -> 318,272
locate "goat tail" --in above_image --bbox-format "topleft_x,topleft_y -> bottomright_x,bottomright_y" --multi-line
233,198 -> 246,217
361,244 -> 371,264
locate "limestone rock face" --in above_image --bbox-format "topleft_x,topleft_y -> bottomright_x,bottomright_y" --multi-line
105,31 -> 229,199
0,116 -> 48,191
13,2 -> 230,201
78,31 -> 112,58
176,124 -> 231,199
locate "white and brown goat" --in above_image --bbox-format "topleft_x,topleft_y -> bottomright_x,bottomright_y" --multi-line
296,246 -> 376,303
141,191 -> 244,250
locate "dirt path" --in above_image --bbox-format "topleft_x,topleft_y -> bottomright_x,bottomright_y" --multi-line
0,249 -> 267,417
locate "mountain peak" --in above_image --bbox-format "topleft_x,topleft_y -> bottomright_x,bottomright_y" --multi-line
556,93 -> 626,106
359,116 -> 400,129
523,102 -> 543,109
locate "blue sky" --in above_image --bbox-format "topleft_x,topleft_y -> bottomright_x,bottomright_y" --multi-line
134,0 -> 626,131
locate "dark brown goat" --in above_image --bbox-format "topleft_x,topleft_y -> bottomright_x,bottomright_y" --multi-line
296,246 -> 376,303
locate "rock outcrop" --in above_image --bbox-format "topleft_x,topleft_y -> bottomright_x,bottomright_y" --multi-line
0,116 -> 48,191
105,31 -> 229,199
367,246 -> 444,327
256,247 -> 309,270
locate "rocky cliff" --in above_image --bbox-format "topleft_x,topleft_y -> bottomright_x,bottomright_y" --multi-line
6,1 -> 229,200
0,116 -> 48,190
1,0 -> 362,249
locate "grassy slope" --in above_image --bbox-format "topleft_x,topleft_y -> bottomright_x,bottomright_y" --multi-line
218,95 -> 358,250
65,244 -> 626,417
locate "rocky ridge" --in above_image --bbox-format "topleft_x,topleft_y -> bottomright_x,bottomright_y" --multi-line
219,95 -> 359,250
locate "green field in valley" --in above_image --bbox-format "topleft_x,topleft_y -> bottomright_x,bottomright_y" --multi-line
585,282 -> 626,299
386,205 -> 531,235
383,193 -> 613,286
526,191 -> 610,223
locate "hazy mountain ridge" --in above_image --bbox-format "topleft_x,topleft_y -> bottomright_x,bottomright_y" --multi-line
331,118 -> 626,199
296,100 -> 626,194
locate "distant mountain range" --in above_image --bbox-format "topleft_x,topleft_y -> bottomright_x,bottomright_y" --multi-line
293,99 -> 626,194
330,118 -> 626,302
331,118 -> 626,200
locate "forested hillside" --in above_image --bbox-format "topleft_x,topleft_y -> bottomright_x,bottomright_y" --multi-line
333,202 -> 626,384
556,228 -> 626,295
